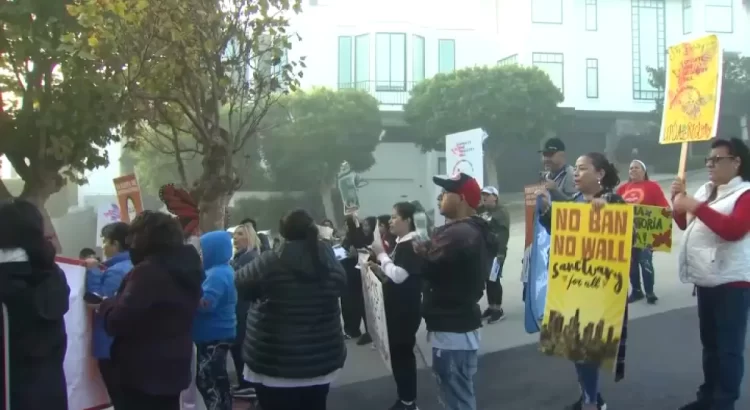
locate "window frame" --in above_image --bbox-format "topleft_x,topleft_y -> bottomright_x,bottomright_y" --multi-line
631,0 -> 666,101
585,0 -> 598,31
704,0 -> 733,34
437,39 -> 456,74
586,58 -> 599,99
354,34 -> 370,90
682,0 -> 692,34
374,33 -> 407,92
532,52 -> 565,95
412,35 -> 426,83
497,54 -> 519,66
531,0 -> 563,24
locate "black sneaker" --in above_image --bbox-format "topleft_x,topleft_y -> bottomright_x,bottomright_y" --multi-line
487,309 -> 506,324
564,394 -> 607,410
628,291 -> 645,304
344,330 -> 362,340
646,293 -> 659,304
357,332 -> 373,345
389,399 -> 419,410
481,308 -> 492,319
677,401 -> 711,410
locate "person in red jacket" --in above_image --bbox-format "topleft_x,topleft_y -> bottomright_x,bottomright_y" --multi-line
617,159 -> 670,304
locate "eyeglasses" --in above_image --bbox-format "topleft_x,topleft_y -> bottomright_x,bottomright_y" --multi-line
704,155 -> 735,166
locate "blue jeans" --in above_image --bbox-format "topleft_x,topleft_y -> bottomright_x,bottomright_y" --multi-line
696,285 -> 750,410
575,362 -> 600,405
432,348 -> 478,410
629,247 -> 655,294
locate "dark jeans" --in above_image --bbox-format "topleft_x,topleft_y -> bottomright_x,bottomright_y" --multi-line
390,333 -> 417,402
629,247 -> 655,294
232,301 -> 252,388
256,383 -> 330,410
196,340 -> 233,410
696,285 -> 750,410
115,387 -> 179,410
341,263 -> 368,335
98,359 -> 122,405
486,279 -> 503,306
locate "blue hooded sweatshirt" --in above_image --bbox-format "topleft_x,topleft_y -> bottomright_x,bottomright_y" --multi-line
194,231 -> 237,343
86,251 -> 133,359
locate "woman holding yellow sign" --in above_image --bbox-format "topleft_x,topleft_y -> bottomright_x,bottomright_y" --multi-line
537,152 -> 630,410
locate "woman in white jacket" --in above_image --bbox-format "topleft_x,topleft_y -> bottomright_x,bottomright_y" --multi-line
671,138 -> 750,410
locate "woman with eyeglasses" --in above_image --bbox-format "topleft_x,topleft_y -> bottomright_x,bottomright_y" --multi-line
671,138 -> 750,410
616,159 -> 670,305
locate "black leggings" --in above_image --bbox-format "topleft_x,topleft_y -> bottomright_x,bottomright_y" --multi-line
486,279 -> 503,306
389,334 -> 417,402
256,384 -> 330,410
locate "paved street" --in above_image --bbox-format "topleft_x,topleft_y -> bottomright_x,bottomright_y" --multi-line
227,172 -> 747,410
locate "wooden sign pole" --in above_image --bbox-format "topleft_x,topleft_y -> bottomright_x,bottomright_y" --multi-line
678,142 -> 689,180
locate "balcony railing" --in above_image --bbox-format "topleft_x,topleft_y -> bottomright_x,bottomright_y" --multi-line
338,81 -> 417,106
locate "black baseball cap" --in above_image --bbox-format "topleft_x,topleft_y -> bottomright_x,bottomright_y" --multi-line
539,138 -> 565,154
433,173 -> 481,209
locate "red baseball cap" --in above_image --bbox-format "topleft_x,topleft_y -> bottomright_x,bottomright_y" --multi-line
433,173 -> 481,209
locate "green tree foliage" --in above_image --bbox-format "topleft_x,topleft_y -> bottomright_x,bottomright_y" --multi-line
67,0 -> 305,230
260,87 -> 382,219
404,65 -> 563,185
0,0 -> 126,250
404,65 -> 563,151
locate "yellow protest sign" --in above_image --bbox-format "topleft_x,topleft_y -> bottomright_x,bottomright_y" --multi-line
633,205 -> 673,252
659,34 -> 722,144
540,203 -> 633,371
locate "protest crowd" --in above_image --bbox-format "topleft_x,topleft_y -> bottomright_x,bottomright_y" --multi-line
1,130 -> 749,410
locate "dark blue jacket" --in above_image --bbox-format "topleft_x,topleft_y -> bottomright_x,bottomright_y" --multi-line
194,231 -> 237,343
87,251 -> 132,359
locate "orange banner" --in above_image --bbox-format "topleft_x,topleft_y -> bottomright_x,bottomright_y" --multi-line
113,174 -> 143,223
524,184 -> 545,248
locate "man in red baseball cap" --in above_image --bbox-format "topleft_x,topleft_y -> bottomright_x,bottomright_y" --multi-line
418,172 -> 496,410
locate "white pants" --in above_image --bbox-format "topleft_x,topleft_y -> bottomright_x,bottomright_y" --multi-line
180,344 -> 206,410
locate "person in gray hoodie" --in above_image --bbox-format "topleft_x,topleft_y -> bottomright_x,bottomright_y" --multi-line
540,138 -> 577,201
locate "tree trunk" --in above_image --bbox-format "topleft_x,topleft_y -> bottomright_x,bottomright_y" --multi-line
20,177 -> 63,254
195,142 -> 236,233
319,179 -> 336,223
198,194 -> 229,233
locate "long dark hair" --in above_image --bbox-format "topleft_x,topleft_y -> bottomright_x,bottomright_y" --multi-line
584,152 -> 620,191
393,202 -> 417,232
364,216 -> 377,243
280,209 -> 325,274
343,214 -> 368,249
0,199 -> 57,271
712,137 -> 750,181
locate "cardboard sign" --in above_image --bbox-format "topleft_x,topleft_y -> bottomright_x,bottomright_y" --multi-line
113,174 -> 143,223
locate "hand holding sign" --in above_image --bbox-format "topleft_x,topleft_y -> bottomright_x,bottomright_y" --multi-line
371,230 -> 386,256
670,176 -> 686,199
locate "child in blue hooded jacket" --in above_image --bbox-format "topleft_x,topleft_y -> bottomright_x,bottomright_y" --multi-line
196,230 -> 238,410
84,222 -> 133,405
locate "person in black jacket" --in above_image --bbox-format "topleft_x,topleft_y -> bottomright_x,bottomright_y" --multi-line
369,202 -> 423,410
235,209 -> 347,410
419,173 -> 496,410
0,199 -> 70,410
340,214 -> 371,344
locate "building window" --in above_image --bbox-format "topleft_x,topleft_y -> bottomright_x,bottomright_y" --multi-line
375,33 -> 406,91
413,35 -> 425,83
354,34 -> 370,89
531,0 -> 563,24
586,58 -> 599,99
497,54 -> 518,66
585,0 -> 597,31
704,0 -> 733,33
438,39 -> 456,73
437,157 -> 446,175
682,0 -> 692,34
338,37 -> 353,88
631,0 -> 665,101
532,52 -> 564,95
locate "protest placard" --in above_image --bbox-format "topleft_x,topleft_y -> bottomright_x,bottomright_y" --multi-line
113,174 -> 144,223
358,253 -> 391,371
633,205 -> 673,252
540,203 -> 633,371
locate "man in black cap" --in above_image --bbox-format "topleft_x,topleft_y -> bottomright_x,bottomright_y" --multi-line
419,173 -> 497,410
539,137 -> 576,201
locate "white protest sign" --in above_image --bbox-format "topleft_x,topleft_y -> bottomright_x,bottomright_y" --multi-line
358,253 -> 391,371
95,203 -> 121,247
58,257 -> 110,410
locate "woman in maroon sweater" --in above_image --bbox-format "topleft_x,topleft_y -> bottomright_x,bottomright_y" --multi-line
670,138 -> 750,410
